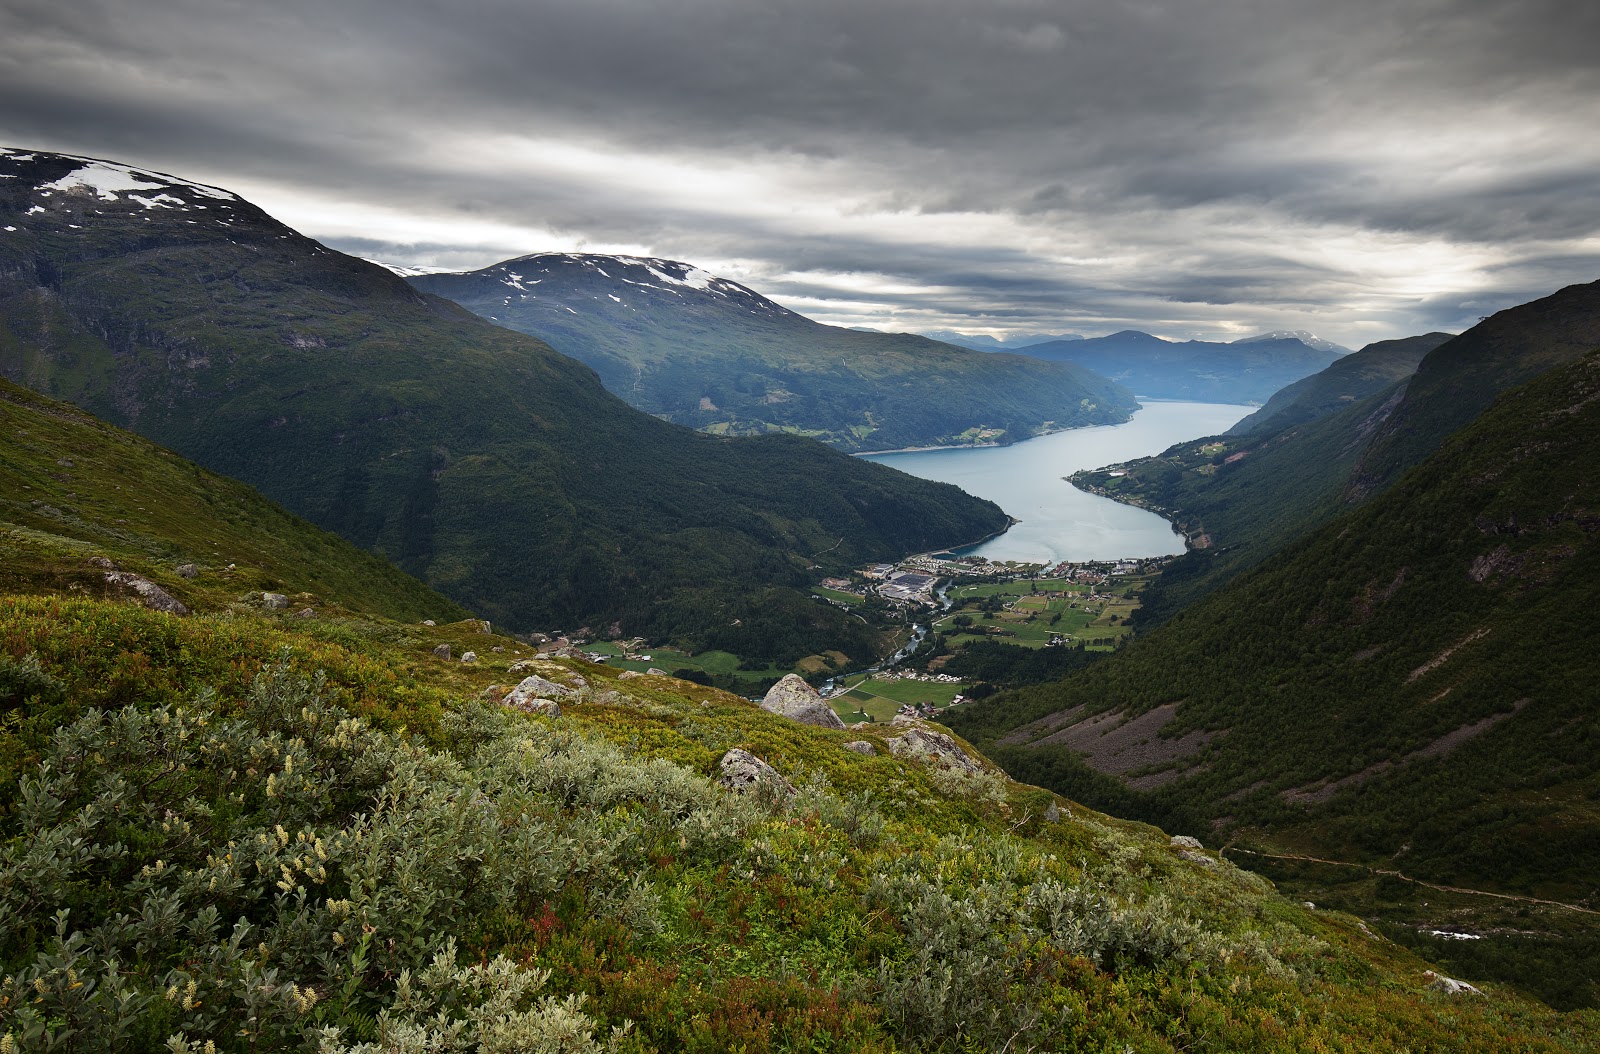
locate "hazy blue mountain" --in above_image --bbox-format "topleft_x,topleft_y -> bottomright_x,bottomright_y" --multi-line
0,148 -> 1007,654
1014,330 -> 1341,402
921,329 -> 1085,352
410,255 -> 1136,452
1232,329 -> 1351,355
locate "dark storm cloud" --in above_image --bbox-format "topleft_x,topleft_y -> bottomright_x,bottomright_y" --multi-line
1,0 -> 1597,345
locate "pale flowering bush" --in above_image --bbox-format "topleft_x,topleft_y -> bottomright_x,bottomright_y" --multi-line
0,659 -> 674,1052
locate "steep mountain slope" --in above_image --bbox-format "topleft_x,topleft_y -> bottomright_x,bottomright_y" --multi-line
0,148 -> 1007,652
0,377 -> 464,623
410,255 -> 1137,451
1016,329 -> 1341,403
1226,332 -> 1453,437
950,348 -> 1600,1005
1075,284 -> 1600,622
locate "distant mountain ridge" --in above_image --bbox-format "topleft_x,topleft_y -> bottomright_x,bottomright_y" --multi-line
1013,330 -> 1341,403
410,255 -> 1138,452
1233,329 -> 1351,355
0,147 -> 1007,654
921,330 -> 1085,352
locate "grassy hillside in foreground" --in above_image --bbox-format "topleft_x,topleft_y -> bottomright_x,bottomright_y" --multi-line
2,586 -> 1597,1050
0,377 -> 464,624
1075,282 -> 1600,623
0,148 -> 1005,657
948,349 -> 1600,1008
411,254 -> 1138,452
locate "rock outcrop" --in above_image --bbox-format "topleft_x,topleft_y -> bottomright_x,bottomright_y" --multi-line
1424,971 -> 1482,996
760,674 -> 845,730
717,748 -> 794,797
843,741 -> 876,756
886,724 -> 981,773
104,571 -> 189,615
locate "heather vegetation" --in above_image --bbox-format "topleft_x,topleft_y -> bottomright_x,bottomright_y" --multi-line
3,598 -> 1598,1052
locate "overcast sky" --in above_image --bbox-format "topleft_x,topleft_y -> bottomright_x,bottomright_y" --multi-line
3,0 -> 1598,346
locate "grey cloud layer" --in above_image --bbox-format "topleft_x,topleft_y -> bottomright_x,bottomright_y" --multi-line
2,0 -> 1597,344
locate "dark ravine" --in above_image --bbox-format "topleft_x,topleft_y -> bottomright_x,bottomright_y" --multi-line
410,253 -> 1140,452
0,147 -> 1007,652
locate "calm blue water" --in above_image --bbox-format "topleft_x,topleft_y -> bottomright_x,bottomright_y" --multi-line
863,401 -> 1251,563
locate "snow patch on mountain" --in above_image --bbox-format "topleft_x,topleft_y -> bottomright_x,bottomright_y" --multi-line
1234,330 -> 1350,355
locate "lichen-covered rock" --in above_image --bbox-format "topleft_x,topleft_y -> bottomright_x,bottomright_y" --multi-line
717,748 -> 794,797
1178,849 -> 1217,868
646,667 -> 667,676
104,571 -> 189,615
432,644 -> 452,660
761,673 -> 845,730
460,651 -> 478,663
262,592 -> 289,610
1171,835 -> 1203,850
503,694 -> 561,718
886,725 -> 980,773
293,607 -> 315,619
1044,802 -> 1063,823
503,675 -> 578,709
843,741 -> 876,756
176,563 -> 200,579
1424,971 -> 1481,996
87,556 -> 116,570
618,669 -> 646,680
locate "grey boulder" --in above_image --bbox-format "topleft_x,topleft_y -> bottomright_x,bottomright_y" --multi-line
760,674 -> 845,730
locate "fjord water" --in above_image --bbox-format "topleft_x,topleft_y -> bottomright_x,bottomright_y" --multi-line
863,400 -> 1251,563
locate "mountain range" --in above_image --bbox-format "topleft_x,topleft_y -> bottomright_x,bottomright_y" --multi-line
410,255 -> 1137,452
1014,329 -> 1344,403
0,148 -> 1006,656
919,329 -> 1085,351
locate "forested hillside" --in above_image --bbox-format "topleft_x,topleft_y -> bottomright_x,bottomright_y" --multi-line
1074,282 -> 1600,621
0,149 -> 1005,655
949,347 -> 1600,1007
